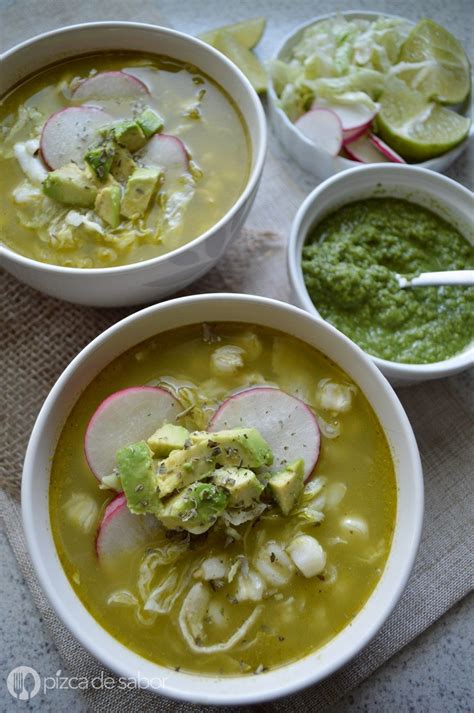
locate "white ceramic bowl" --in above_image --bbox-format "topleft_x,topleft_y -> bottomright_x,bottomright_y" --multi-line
268,11 -> 472,181
22,293 -> 423,705
288,164 -> 474,385
0,23 -> 266,306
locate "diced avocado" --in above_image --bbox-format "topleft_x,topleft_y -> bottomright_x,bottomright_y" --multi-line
191,428 -> 273,469
147,424 -> 190,456
116,440 -> 160,515
113,120 -> 147,152
158,482 -> 229,534
94,184 -> 121,228
268,459 -> 305,516
120,167 -> 161,219
110,146 -> 136,183
137,108 -> 163,138
42,163 -> 98,207
213,466 -> 264,508
156,427 -> 272,498
85,140 -> 116,181
155,439 -> 216,498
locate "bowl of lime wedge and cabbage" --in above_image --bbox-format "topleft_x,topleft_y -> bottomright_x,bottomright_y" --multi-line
268,12 -> 471,178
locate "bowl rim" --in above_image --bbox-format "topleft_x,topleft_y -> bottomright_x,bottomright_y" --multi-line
287,163 -> 474,378
0,21 -> 267,275
21,292 -> 424,705
267,10 -> 472,172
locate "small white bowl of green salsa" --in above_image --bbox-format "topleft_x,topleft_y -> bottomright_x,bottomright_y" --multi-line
288,164 -> 474,385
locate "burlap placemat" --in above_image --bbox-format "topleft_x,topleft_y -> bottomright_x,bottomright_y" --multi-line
1,203 -> 473,710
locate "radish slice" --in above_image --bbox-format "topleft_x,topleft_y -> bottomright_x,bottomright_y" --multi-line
345,133 -> 391,163
40,106 -> 112,169
369,134 -> 405,163
294,109 -> 343,157
343,124 -> 370,145
96,494 -> 160,561
84,386 -> 182,481
209,387 -> 320,480
73,71 -> 149,100
345,133 -> 405,163
312,98 -> 376,133
139,134 -> 189,174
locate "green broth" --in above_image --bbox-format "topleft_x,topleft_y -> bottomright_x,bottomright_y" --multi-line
50,323 -> 396,675
302,198 -> 474,364
0,53 -> 250,267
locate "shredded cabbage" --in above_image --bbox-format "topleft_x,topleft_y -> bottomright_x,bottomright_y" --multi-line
63,493 -> 98,533
178,582 -> 263,653
271,15 -> 411,120
144,568 -> 190,614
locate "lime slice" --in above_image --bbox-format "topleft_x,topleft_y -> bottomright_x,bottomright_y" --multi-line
396,18 -> 471,104
214,31 -> 267,94
376,85 -> 471,161
199,17 -> 266,50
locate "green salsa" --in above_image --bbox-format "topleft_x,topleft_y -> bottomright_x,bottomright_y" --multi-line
302,198 -> 474,364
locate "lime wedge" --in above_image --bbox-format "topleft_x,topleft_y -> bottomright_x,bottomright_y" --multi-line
376,85 -> 471,161
396,18 -> 471,104
214,31 -> 267,93
199,17 -> 266,50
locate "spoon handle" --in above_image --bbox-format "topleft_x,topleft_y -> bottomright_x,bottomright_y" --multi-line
398,270 -> 474,288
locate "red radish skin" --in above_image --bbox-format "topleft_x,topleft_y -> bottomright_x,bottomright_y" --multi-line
345,133 -> 392,163
73,71 -> 149,100
40,106 -> 112,169
96,494 -> 160,561
294,109 -> 343,157
84,386 -> 181,481
369,134 -> 405,163
343,124 -> 371,145
209,387 -> 320,480
139,134 -> 189,174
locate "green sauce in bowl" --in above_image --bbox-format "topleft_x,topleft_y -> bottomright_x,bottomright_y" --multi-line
302,197 -> 474,364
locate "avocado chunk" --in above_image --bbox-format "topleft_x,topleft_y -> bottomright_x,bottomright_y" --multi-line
156,427 -> 273,498
85,140 -> 116,181
137,108 -> 163,138
116,440 -> 160,515
42,162 -> 98,207
120,167 -> 161,219
113,120 -> 147,152
158,482 -> 229,534
94,184 -> 121,228
213,466 -> 264,508
268,459 -> 305,515
191,428 -> 273,469
110,146 -> 136,183
147,424 -> 190,456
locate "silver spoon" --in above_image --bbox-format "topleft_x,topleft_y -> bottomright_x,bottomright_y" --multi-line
397,270 -> 474,289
